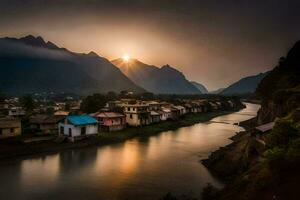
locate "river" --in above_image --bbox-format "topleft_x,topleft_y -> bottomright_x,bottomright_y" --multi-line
0,103 -> 260,200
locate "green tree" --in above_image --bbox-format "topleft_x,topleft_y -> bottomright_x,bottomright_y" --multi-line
107,91 -> 117,100
267,119 -> 299,148
80,93 -> 107,113
141,92 -> 154,100
20,95 -> 35,114
0,91 -> 5,102
65,101 -> 71,111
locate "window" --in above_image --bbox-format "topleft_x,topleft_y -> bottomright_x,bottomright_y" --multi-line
69,128 -> 72,137
133,108 -> 136,111
10,128 -> 14,133
81,127 -> 86,136
0,128 -> 2,135
130,114 -> 133,119
127,107 -> 130,111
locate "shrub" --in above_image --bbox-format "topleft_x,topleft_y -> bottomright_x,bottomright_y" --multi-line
266,119 -> 299,148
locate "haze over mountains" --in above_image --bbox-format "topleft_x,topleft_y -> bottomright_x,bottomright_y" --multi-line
190,81 -> 209,94
220,72 -> 269,95
0,35 -> 145,95
0,35 -> 271,96
112,58 -> 201,94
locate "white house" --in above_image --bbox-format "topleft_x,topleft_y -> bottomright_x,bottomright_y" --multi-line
172,105 -> 186,116
123,104 -> 151,126
160,108 -> 172,121
8,107 -> 25,117
58,115 -> 98,138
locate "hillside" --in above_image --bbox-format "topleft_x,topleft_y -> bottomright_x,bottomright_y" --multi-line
190,81 -> 208,93
112,58 -> 201,94
220,72 -> 268,95
0,35 -> 145,95
203,41 -> 300,200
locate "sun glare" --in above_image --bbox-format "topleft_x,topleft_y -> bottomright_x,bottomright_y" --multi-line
122,54 -> 130,62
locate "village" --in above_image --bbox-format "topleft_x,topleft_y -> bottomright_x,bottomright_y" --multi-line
0,93 -> 243,143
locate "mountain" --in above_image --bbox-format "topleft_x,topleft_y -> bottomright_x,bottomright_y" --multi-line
111,58 -> 201,94
209,88 -> 225,94
0,35 -> 145,95
203,41 -> 300,200
190,81 -> 208,93
220,72 -> 269,95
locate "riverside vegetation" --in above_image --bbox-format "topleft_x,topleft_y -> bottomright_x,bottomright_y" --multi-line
200,41 -> 300,200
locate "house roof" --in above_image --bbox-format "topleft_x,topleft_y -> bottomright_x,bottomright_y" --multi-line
255,122 -> 275,132
93,112 -> 125,118
54,111 -> 69,116
67,115 -> 98,126
173,105 -> 185,110
123,104 -> 149,107
30,115 -> 65,124
150,111 -> 160,116
162,108 -> 171,113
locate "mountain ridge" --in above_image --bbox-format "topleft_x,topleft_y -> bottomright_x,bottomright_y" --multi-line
0,35 -> 145,95
190,81 -> 208,93
220,72 -> 269,95
112,58 -> 201,94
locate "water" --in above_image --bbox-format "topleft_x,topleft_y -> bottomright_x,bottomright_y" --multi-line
0,103 -> 260,200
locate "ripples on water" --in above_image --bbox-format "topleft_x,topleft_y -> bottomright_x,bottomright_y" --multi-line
0,103 -> 260,200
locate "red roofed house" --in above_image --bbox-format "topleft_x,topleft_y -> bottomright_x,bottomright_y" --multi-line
91,112 -> 126,132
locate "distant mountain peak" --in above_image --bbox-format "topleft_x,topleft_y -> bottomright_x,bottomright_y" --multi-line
20,35 -> 47,47
2,35 -> 61,50
220,72 -> 269,95
112,59 -> 201,95
190,81 -> 208,93
87,51 -> 99,57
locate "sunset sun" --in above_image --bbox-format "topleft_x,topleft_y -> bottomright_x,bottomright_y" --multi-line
122,54 -> 130,62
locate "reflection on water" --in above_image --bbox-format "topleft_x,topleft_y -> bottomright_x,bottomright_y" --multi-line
0,103 -> 259,200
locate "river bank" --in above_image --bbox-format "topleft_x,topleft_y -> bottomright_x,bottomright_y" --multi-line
0,109 -> 242,162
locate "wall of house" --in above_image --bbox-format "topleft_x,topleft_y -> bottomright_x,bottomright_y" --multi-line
103,117 -> 125,126
151,115 -> 160,123
125,113 -> 141,126
40,124 -> 58,134
59,123 -> 98,137
0,127 -> 21,139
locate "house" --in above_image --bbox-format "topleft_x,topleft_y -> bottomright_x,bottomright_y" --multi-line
251,122 -> 275,145
254,122 -> 275,135
29,115 -> 65,134
123,104 -> 151,126
156,110 -> 168,121
105,101 -> 123,110
183,103 -> 192,113
209,101 -> 219,110
54,110 -> 70,116
8,107 -> 25,117
150,111 -> 161,123
190,103 -> 199,113
0,118 -> 21,139
147,101 -> 162,111
0,102 -> 9,116
172,105 -> 186,116
58,115 -> 98,138
170,107 -> 181,120
91,112 -> 126,132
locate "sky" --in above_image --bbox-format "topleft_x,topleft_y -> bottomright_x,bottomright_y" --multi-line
0,0 -> 300,90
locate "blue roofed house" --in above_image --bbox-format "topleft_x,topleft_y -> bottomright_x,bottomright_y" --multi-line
58,115 -> 98,138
